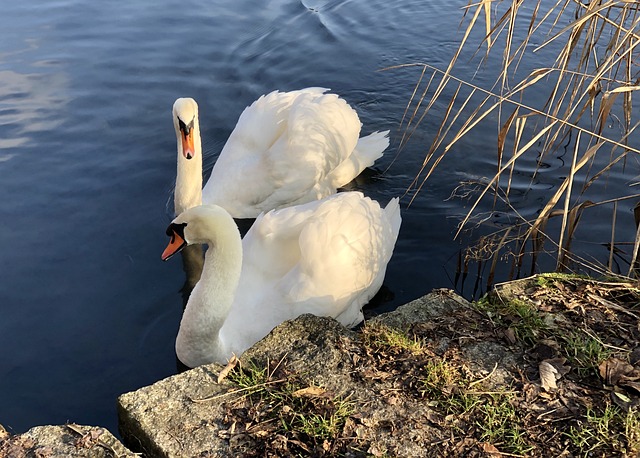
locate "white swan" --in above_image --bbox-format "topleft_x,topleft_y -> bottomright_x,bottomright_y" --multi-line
173,88 -> 390,217
162,191 -> 401,367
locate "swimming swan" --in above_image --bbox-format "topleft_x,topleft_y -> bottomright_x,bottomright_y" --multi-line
162,191 -> 401,367
173,88 -> 390,217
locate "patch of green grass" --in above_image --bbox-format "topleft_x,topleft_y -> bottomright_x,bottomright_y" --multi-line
562,332 -> 613,376
442,391 -> 483,416
624,408 -> 640,453
534,272 -> 590,288
566,406 -> 640,456
226,361 -> 270,394
476,393 -> 532,455
475,296 -> 546,344
291,397 -> 353,440
362,322 -> 425,354
362,321 -> 536,454
436,389 -> 532,454
420,359 -> 465,398
225,360 -> 355,451
419,360 -> 533,455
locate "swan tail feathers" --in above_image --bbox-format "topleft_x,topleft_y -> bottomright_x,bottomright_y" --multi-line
355,130 -> 390,165
329,130 -> 390,188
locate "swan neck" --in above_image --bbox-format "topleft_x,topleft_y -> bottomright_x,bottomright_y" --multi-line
176,216 -> 243,366
175,122 -> 203,215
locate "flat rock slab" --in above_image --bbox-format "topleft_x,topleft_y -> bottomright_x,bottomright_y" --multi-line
0,424 -> 136,457
118,289 -> 519,457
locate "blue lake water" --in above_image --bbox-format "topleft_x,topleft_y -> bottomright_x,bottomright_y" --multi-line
1,0 -> 637,436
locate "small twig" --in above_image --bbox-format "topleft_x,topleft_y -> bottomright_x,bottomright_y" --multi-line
587,293 -> 640,320
428,437 -> 454,446
468,362 -> 499,388
536,408 -> 560,421
246,418 -> 278,433
491,451 -> 529,457
165,429 -> 185,451
269,353 -> 288,377
544,415 -> 579,424
465,390 -> 519,396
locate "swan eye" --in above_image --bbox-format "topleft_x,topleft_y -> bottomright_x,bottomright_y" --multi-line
166,222 -> 187,238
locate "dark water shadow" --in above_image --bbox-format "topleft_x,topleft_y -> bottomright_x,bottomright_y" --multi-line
362,284 -> 395,321
235,218 -> 256,238
338,166 -> 384,190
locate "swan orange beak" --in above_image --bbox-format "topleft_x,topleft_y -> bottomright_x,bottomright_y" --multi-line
181,129 -> 196,160
162,227 -> 187,261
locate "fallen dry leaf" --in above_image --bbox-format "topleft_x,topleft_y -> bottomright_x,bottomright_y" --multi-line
540,358 -> 570,391
291,386 -> 326,398
503,327 -> 517,344
481,442 -> 502,457
0,424 -> 9,442
217,355 -> 239,383
621,380 -> 640,394
611,390 -> 633,411
540,361 -> 559,391
599,357 -> 635,385
367,443 -> 388,457
72,427 -> 104,449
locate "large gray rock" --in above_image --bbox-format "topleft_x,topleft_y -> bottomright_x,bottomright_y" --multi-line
117,289 -> 521,457
0,424 -> 136,458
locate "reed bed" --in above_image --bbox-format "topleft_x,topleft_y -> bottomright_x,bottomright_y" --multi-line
388,0 -> 640,291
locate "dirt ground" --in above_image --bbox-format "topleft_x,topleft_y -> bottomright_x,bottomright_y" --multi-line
220,275 -> 640,457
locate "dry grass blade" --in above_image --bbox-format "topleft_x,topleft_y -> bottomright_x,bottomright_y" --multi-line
408,86 -> 479,202
482,0 -> 492,50
557,131 -> 581,271
509,116 -> 527,194
291,386 -> 327,398
496,107 -> 519,202
396,66 -> 435,154
609,201 -> 618,272
558,201 -> 595,271
512,68 -> 556,93
487,227 -> 512,289
629,217 -> 640,278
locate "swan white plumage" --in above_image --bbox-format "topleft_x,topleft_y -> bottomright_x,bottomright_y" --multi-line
173,88 -> 390,217
162,191 -> 401,367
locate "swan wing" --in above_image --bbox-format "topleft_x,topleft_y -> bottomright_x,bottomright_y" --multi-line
202,89 -> 365,217
282,192 -> 399,324
220,192 -> 401,355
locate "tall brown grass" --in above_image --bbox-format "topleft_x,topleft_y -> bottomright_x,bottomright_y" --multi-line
388,0 -> 640,289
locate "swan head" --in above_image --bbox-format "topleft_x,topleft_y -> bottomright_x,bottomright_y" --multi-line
162,204 -> 238,261
173,97 -> 199,160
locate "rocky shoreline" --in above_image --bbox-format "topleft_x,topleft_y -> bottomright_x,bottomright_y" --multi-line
2,275 -> 639,457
